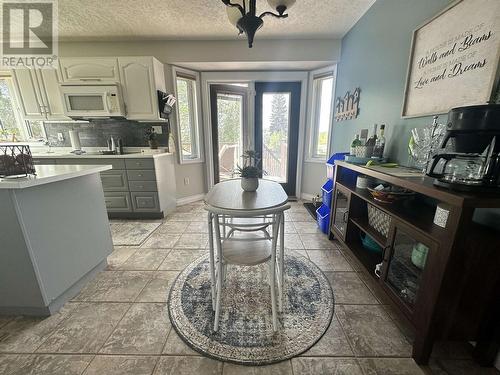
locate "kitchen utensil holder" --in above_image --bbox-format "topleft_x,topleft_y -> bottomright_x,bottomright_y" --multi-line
367,203 -> 391,238
0,144 -> 36,178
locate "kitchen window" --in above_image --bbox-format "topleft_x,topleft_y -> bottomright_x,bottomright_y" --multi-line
0,76 -> 46,142
306,66 -> 336,161
173,67 -> 203,163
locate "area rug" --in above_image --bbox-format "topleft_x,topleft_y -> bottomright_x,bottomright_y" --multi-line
168,253 -> 334,365
110,221 -> 161,246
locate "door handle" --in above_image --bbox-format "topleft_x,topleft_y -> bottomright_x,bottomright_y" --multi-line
342,210 -> 349,223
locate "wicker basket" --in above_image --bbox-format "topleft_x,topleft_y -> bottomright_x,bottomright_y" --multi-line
367,204 -> 391,238
0,144 -> 36,178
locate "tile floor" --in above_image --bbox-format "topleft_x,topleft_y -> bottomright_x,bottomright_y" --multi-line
0,200 -> 497,375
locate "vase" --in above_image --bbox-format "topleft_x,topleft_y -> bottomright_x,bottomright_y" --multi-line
241,177 -> 258,192
148,139 -> 158,149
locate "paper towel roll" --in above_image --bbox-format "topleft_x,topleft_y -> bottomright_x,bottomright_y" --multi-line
69,130 -> 81,151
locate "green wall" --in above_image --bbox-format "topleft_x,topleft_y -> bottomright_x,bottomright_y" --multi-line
332,0 -> 452,164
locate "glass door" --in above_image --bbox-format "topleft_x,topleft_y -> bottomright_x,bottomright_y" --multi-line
255,82 -> 301,196
331,186 -> 350,240
209,84 -> 248,184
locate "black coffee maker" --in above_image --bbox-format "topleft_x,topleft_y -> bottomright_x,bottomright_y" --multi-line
427,104 -> 500,192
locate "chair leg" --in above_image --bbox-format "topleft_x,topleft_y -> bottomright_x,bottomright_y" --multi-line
269,260 -> 278,332
207,212 -> 216,311
213,214 -> 223,332
279,212 -> 285,312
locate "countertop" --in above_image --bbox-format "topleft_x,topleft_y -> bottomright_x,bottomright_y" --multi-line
0,164 -> 112,189
32,151 -> 173,159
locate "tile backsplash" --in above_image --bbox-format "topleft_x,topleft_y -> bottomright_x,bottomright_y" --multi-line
44,119 -> 170,148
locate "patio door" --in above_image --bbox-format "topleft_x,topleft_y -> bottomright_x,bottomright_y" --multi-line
210,84 -> 248,184
255,82 -> 301,196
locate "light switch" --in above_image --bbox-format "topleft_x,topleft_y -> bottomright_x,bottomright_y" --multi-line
57,133 -> 64,141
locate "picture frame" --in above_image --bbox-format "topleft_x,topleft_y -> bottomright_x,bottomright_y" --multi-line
401,0 -> 500,118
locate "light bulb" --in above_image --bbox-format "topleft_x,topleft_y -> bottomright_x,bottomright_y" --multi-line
226,0 -> 245,27
267,0 -> 296,12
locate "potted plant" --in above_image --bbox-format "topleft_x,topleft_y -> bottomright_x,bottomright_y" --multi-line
145,127 -> 158,149
235,150 -> 263,192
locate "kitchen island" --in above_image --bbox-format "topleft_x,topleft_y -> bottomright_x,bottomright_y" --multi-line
0,164 -> 113,316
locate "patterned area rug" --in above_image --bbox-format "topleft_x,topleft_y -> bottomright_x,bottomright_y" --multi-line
168,253 -> 334,365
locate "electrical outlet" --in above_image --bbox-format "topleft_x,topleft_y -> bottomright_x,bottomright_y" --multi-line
57,133 -> 64,142
153,125 -> 163,134
184,177 -> 190,185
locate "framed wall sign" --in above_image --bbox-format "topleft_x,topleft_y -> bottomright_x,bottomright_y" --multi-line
402,0 -> 500,118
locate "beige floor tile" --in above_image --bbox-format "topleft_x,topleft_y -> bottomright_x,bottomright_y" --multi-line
291,357 -> 363,375
165,212 -> 201,222
141,233 -> 180,248
107,246 -> 138,270
300,233 -> 336,249
185,221 -> 209,233
307,250 -> 353,271
358,358 -> 425,375
111,222 -> 161,246
0,317 -> 12,329
162,328 -> 197,355
136,271 -> 180,303
223,360 -> 293,374
153,356 -> 222,375
158,250 -> 205,270
293,221 -> 323,234
100,303 -> 170,355
36,302 -> 130,353
0,354 -> 28,374
284,233 -> 304,249
326,272 -> 378,304
118,248 -> 170,271
301,314 -> 353,357
336,304 -> 412,357
83,355 -> 158,375
286,212 -> 315,222
0,304 -> 79,352
175,233 -> 208,249
156,221 -> 189,234
74,271 -> 153,302
357,272 -> 393,305
287,249 -> 308,259
20,354 -> 92,375
282,221 -> 297,233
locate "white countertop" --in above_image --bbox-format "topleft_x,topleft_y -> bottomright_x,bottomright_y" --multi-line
32,151 -> 173,159
0,164 -> 112,189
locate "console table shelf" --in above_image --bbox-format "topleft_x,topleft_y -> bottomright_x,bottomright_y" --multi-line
330,161 -> 500,366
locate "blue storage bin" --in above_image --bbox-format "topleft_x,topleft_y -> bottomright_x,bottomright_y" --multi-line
316,204 -> 330,234
326,152 -> 349,180
322,179 -> 334,208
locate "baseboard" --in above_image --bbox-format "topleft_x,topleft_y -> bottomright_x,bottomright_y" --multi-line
301,193 -> 316,202
177,193 -> 205,206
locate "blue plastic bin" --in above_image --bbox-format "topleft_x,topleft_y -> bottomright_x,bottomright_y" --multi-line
326,152 -> 349,180
322,179 -> 334,208
316,204 -> 330,234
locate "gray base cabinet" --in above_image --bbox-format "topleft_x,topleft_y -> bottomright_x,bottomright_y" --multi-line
33,154 -> 177,218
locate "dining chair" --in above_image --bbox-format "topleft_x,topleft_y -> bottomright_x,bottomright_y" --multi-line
206,204 -> 290,332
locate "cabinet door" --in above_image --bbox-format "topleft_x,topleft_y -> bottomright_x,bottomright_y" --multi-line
12,69 -> 45,119
380,220 -> 437,317
331,185 -> 350,241
37,69 -> 69,120
118,57 -> 159,120
59,58 -> 120,82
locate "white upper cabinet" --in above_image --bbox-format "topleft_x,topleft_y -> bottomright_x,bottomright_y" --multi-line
118,57 -> 166,121
12,69 -> 69,121
59,58 -> 120,83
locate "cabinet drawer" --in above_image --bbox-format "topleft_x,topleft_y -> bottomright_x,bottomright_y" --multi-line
125,158 -> 155,170
131,192 -> 160,212
127,169 -> 155,180
56,158 -> 126,170
33,159 -> 56,165
104,192 -> 132,212
128,180 -> 157,192
100,170 -> 128,191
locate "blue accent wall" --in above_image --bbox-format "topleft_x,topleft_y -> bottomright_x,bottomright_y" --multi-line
332,0 -> 452,164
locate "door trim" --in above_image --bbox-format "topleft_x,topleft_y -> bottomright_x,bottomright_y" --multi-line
200,71 -> 309,198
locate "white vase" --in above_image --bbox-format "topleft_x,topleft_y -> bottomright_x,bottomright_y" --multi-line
241,177 -> 259,192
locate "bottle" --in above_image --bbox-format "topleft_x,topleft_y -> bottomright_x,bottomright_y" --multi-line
373,124 -> 386,158
365,124 -> 378,147
350,134 -> 362,155
110,136 -> 116,152
117,138 -> 124,155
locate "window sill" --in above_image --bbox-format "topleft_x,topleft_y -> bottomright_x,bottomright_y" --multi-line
304,158 -> 328,164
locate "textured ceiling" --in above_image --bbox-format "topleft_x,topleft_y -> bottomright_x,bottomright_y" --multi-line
58,0 -> 375,41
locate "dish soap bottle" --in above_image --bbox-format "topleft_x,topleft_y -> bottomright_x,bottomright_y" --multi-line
350,134 -> 362,155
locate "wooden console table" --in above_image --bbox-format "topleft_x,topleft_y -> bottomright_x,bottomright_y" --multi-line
330,161 -> 500,365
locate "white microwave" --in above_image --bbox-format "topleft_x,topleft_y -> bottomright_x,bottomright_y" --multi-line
60,84 -> 126,118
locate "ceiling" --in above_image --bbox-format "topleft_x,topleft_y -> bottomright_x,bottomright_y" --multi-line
58,0 -> 375,42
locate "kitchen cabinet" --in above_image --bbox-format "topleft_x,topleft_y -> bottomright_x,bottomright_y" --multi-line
12,68 -> 69,121
118,57 -> 166,121
59,57 -> 120,83
331,184 -> 350,241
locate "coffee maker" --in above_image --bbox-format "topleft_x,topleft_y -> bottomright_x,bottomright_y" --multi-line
427,104 -> 500,192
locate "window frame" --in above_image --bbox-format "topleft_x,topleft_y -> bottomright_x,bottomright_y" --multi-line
172,66 -> 204,164
305,65 -> 337,163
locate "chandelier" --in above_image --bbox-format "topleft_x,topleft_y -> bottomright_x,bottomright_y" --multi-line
222,0 -> 296,48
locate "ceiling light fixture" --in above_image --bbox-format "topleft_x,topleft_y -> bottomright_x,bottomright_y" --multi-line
222,0 -> 296,48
